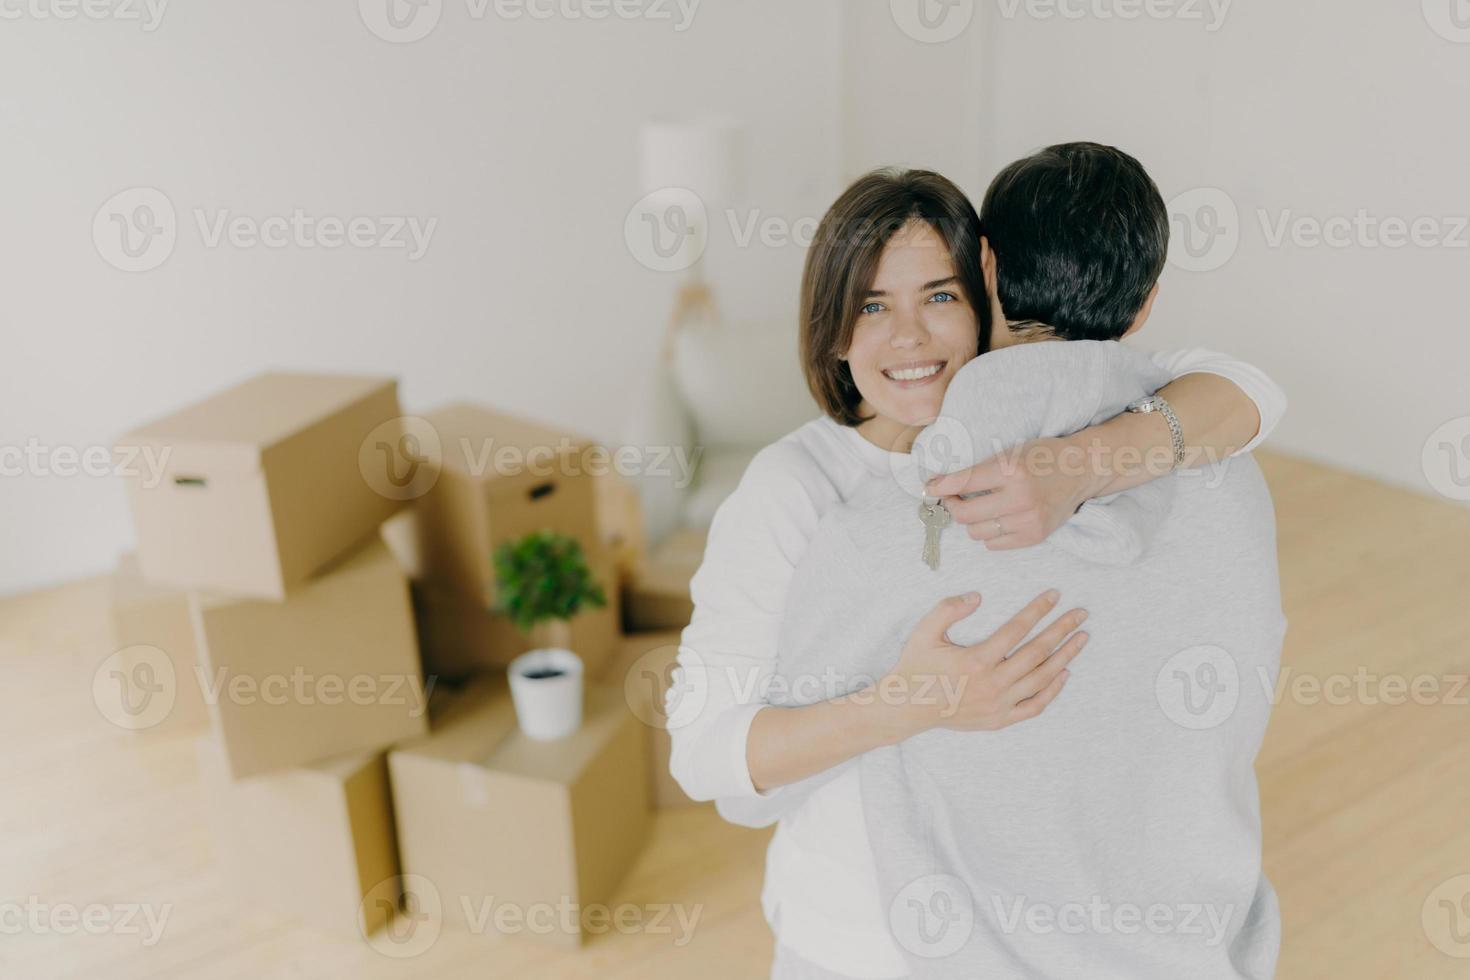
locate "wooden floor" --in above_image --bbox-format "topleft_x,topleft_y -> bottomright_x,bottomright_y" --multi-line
4,450 -> 1469,979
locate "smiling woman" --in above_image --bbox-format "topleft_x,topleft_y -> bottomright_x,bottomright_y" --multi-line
843,219 -> 977,453
800,170 -> 989,452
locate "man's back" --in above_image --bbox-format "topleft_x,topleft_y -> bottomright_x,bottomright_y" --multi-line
773,345 -> 1287,979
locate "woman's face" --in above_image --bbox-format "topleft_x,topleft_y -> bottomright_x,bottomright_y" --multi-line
843,218 -> 980,449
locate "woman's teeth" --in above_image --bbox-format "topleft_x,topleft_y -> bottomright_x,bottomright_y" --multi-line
884,363 -> 943,381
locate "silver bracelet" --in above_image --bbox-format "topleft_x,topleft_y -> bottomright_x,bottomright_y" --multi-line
1126,395 -> 1186,469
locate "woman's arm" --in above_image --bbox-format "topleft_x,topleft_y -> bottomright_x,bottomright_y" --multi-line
665,442 -> 829,814
930,349 -> 1286,549
746,590 -> 1088,793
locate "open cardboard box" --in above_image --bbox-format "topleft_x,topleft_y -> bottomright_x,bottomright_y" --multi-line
389,675 -> 651,949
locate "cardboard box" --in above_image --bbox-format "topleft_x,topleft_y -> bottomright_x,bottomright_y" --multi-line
410,546 -> 621,681
409,403 -> 599,607
600,631 -> 699,809
196,739 -> 400,937
622,528 -> 707,632
117,371 -> 405,599
592,472 -> 646,583
106,552 -> 210,732
389,676 -> 651,949
191,536 -> 429,779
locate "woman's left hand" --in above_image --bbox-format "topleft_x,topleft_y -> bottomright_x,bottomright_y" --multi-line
924,435 -> 1104,550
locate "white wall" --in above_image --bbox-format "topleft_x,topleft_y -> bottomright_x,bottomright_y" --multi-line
839,3 -> 986,194
971,0 -> 1470,498
0,0 -> 843,594
6,0 -> 1464,594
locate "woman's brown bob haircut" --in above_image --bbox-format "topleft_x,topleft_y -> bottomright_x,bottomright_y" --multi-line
799,168 -> 988,427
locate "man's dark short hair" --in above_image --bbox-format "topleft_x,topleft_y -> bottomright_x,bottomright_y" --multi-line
980,142 -> 1169,341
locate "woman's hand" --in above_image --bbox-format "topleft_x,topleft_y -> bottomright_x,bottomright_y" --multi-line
928,371 -> 1266,550
877,589 -> 1090,737
925,436 -> 1108,550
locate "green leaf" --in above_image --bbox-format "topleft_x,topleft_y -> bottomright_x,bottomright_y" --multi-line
491,529 -> 607,634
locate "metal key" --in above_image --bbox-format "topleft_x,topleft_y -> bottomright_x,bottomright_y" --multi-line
918,497 -> 951,570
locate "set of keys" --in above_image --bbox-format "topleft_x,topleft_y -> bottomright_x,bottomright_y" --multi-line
917,496 -> 951,570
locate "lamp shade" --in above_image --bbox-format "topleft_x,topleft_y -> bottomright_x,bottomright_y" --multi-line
638,116 -> 742,206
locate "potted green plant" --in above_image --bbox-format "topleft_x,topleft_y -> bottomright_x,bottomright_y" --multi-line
493,530 -> 607,740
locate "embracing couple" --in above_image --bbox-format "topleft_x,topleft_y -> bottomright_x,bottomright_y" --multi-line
667,142 -> 1286,980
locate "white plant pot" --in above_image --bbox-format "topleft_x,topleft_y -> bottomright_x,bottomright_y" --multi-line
507,647 -> 584,741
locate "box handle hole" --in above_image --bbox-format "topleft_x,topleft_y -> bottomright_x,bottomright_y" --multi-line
527,482 -> 555,501
174,476 -> 208,488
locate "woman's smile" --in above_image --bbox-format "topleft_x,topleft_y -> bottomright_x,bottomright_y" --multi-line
880,359 -> 947,386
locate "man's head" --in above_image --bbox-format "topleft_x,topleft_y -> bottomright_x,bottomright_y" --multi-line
979,142 -> 1169,346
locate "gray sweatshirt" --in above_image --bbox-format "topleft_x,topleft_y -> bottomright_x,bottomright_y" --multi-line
771,341 -> 1286,979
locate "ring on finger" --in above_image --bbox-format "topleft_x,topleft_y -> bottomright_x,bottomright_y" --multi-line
993,518 -> 1004,536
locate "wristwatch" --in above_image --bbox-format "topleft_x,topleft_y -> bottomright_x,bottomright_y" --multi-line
1126,394 -> 1186,469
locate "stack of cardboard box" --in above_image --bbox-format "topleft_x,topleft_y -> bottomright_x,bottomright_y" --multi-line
373,402 -> 665,944
107,375 -> 696,948
112,372 -> 427,936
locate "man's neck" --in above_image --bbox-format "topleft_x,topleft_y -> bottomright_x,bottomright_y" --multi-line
993,319 -> 1062,347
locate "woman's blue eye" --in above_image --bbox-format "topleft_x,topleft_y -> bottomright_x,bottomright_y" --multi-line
861,302 -> 885,315
928,291 -> 957,303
